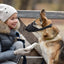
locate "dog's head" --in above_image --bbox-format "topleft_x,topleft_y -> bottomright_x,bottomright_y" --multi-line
26,9 -> 59,40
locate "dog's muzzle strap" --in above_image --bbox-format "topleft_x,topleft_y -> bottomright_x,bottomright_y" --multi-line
38,24 -> 52,31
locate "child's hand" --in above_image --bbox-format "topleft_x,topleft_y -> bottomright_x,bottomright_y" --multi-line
14,48 -> 30,55
14,43 -> 38,55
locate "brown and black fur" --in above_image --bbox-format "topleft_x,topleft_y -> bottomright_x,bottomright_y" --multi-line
26,9 -> 64,64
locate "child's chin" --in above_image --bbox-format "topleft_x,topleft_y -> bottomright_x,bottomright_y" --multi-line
13,27 -> 16,29
13,26 -> 16,28
11,26 -> 16,29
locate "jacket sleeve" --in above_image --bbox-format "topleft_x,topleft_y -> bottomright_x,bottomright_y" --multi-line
0,43 -> 16,62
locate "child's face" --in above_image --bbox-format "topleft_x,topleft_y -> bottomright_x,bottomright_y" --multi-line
6,13 -> 18,29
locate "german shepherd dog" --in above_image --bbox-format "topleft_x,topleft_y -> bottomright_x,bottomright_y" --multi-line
25,9 -> 64,64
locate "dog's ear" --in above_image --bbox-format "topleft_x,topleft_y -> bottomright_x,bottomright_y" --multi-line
40,9 -> 46,16
40,9 -> 47,26
40,9 -> 46,20
52,26 -> 59,35
41,9 -> 45,13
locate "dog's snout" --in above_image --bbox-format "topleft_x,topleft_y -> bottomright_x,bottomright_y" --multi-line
25,25 -> 31,32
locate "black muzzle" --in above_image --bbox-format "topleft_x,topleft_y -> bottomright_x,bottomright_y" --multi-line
25,21 -> 52,32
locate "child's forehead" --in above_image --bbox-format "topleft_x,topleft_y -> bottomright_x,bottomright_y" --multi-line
10,13 -> 17,18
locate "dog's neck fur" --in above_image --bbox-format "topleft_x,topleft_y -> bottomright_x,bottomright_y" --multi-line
39,34 -> 62,43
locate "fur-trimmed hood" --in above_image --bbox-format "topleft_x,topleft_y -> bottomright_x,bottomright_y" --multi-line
0,21 -> 20,34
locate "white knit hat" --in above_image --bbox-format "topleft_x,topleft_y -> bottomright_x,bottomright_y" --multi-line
0,4 -> 17,22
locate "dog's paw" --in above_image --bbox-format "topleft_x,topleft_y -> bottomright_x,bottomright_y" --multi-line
25,43 -> 38,51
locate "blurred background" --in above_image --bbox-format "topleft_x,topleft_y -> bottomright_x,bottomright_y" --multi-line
0,0 -> 64,11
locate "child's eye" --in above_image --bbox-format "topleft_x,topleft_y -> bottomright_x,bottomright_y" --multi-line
11,17 -> 18,20
11,18 -> 14,20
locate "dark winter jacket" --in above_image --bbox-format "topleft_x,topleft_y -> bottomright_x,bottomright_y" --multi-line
0,21 -> 20,62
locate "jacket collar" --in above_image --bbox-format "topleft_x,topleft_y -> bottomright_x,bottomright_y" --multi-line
0,21 -> 17,37
0,21 -> 10,34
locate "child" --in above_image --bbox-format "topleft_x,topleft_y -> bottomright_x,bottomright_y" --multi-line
0,4 -> 37,64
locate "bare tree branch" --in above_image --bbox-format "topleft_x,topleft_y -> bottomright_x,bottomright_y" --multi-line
3,0 -> 13,5
20,0 -> 29,10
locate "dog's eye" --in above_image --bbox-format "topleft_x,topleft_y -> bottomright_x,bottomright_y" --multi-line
33,21 -> 37,25
34,22 -> 36,25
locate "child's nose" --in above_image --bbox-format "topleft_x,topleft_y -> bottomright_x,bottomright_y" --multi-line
14,19 -> 18,22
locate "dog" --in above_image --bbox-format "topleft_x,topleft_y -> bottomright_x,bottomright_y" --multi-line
25,9 -> 64,64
